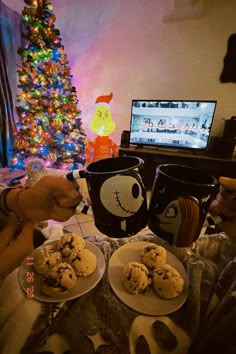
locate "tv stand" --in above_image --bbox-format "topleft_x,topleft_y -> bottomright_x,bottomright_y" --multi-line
119,146 -> 236,189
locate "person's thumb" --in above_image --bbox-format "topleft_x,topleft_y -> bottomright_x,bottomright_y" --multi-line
219,177 -> 236,192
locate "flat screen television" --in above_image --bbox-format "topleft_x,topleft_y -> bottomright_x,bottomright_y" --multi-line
129,99 -> 217,152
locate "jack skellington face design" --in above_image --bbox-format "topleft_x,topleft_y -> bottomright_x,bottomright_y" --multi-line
100,175 -> 144,217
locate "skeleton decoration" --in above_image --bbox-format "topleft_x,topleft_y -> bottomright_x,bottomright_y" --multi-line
129,315 -> 191,354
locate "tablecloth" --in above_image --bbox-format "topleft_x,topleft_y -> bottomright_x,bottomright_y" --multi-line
1,230 -> 236,354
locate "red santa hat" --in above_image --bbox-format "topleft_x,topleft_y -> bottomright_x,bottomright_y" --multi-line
95,92 -> 113,108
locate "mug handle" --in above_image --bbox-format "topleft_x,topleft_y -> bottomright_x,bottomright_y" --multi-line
65,170 -> 93,216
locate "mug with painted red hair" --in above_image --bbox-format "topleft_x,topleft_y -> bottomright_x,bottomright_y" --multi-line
148,164 -> 219,247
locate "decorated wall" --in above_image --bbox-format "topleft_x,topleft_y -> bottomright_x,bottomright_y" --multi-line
2,0 -> 236,145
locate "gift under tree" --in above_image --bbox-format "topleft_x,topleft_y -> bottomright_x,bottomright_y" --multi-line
12,0 -> 87,170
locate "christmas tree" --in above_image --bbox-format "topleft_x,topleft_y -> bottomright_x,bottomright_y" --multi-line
12,0 -> 87,170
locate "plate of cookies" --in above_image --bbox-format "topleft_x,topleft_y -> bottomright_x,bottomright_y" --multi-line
18,233 -> 106,302
108,241 -> 188,315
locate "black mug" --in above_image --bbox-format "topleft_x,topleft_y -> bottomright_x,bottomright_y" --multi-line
73,156 -> 148,238
148,164 -> 219,247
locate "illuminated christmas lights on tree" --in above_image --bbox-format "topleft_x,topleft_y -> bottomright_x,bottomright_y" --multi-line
12,0 -> 87,170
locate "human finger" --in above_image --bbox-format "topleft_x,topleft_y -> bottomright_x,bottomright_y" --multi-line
219,176 -> 236,193
48,205 -> 77,222
46,176 -> 81,199
45,177 -> 82,210
220,188 -> 236,200
55,194 -> 82,209
208,199 -> 221,216
209,194 -> 236,219
217,186 -> 236,210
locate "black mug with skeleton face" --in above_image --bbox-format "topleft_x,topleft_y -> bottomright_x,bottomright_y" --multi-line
73,156 -> 148,238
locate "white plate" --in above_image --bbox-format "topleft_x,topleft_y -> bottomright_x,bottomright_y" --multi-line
108,241 -> 189,315
18,240 -> 106,303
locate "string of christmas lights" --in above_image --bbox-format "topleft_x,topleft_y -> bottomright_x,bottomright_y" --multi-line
11,0 -> 87,170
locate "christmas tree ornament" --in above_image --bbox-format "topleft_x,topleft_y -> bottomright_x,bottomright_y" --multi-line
10,157 -> 18,166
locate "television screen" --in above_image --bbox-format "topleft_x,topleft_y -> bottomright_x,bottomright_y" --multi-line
129,100 -> 217,151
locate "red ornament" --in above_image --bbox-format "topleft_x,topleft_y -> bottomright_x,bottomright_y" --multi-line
11,157 -> 18,166
48,15 -> 56,26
